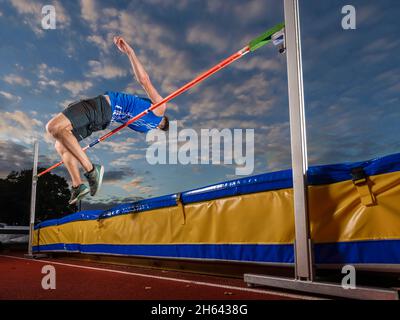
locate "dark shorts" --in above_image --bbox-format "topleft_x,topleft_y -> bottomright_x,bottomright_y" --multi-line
62,95 -> 112,141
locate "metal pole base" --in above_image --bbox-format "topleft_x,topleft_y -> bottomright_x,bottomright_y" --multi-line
24,253 -> 48,259
244,274 -> 399,300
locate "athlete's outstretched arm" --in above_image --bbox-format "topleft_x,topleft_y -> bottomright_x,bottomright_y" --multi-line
113,36 -> 166,116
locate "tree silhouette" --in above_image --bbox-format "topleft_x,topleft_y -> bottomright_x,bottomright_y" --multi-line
0,168 -> 77,225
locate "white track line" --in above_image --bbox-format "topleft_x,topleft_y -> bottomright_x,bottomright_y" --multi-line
0,255 -> 321,300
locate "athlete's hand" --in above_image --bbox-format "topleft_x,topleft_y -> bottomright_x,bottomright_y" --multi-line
113,36 -> 133,54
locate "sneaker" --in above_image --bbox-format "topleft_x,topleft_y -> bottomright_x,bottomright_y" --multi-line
69,184 -> 90,205
84,164 -> 105,196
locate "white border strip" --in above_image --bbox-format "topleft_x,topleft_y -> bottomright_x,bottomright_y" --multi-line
1,255 -> 321,300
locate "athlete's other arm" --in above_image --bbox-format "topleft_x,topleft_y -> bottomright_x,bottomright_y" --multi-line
113,36 -> 166,117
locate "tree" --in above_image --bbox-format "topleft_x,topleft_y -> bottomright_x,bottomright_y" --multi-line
0,168 -> 77,225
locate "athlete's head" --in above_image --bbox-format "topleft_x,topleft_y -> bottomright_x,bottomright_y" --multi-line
158,115 -> 169,131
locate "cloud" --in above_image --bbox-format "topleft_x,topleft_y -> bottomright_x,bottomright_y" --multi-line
0,140 -> 32,177
87,60 -> 127,79
58,99 -> 74,110
109,153 -> 145,167
53,0 -> 71,28
0,91 -> 21,103
97,136 -> 141,154
63,80 -> 93,96
0,110 -> 43,144
205,0 -> 279,23
362,37 -> 400,54
35,63 -> 64,92
186,24 -> 229,53
3,74 -> 31,87
231,1 -> 272,22
256,122 -> 291,171
87,35 -> 110,53
10,0 -> 42,16
355,35 -> 399,67
185,73 -> 283,122
387,82 -> 400,93
0,139 -> 66,180
233,55 -> 284,72
375,68 -> 400,84
103,167 -> 135,183
121,176 -> 155,194
80,0 -> 99,32
145,0 -> 188,10
81,195 -> 145,211
38,63 -> 63,76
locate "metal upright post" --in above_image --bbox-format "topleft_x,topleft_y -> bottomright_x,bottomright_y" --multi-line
27,140 -> 39,257
244,0 -> 399,300
283,0 -> 312,281
26,140 -> 46,259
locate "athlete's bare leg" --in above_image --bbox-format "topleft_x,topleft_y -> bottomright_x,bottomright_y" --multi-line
54,141 -> 82,187
46,113 -> 93,173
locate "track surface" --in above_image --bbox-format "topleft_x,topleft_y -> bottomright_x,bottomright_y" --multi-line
0,254 -> 313,300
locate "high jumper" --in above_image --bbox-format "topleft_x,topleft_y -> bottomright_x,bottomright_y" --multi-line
46,36 -> 170,205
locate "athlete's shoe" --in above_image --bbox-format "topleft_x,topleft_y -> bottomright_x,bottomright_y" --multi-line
84,164 -> 105,196
69,184 -> 90,205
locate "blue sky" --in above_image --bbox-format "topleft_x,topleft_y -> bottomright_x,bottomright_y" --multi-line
0,0 -> 399,209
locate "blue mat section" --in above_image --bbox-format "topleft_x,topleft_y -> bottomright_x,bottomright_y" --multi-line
32,240 -> 400,264
35,210 -> 103,229
35,152 -> 400,227
314,239 -> 400,264
32,243 -> 295,264
307,152 -> 400,185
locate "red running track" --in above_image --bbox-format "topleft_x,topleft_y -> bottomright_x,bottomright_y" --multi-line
0,254 -> 312,300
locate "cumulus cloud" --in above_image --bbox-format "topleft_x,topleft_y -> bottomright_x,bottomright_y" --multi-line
36,63 -> 63,92
184,72 -> 283,123
110,153 -> 145,167
233,55 -> 284,72
62,80 -> 93,96
0,110 -> 43,144
0,140 -> 32,177
87,60 -> 127,79
97,137 -> 141,154
205,0 -> 279,23
3,74 -> 31,87
121,176 -> 155,194
186,24 -> 229,53
87,35 -> 110,53
103,167 -> 135,183
82,195 -> 144,211
145,0 -> 188,10
80,0 -> 99,32
0,91 -> 21,103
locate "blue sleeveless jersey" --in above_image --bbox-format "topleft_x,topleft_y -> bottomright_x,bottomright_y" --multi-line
105,91 -> 163,133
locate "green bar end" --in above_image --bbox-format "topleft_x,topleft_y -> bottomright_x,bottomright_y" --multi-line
249,23 -> 285,52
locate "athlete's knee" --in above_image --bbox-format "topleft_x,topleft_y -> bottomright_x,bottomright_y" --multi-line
46,117 -> 64,138
54,141 -> 66,155
46,118 -> 57,136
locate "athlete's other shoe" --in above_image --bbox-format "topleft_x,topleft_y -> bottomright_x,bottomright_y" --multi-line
84,164 -> 105,196
69,184 -> 90,205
